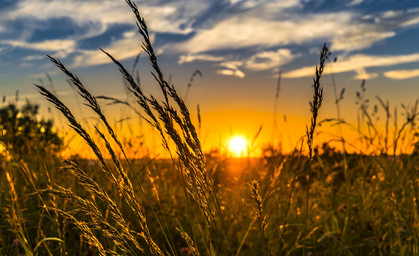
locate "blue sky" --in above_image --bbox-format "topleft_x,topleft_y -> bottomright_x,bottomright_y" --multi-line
1,0 -> 419,80
0,0 -> 418,152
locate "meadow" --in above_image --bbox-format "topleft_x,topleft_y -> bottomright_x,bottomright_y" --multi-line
0,0 -> 418,255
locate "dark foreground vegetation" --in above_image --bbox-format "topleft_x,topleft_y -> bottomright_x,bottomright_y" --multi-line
0,0 -> 418,255
1,146 -> 418,255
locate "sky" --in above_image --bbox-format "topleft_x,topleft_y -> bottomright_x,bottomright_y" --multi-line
0,0 -> 418,156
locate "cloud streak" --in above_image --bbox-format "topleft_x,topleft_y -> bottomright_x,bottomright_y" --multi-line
384,69 -> 419,80
72,31 -> 143,67
283,52 -> 419,79
178,54 -> 226,64
245,49 -> 298,71
176,13 -> 357,53
217,69 -> 245,78
175,6 -> 419,55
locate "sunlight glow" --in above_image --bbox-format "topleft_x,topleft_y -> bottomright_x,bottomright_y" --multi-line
228,135 -> 248,157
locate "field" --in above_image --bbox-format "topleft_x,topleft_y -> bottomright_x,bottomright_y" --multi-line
0,1 -> 418,255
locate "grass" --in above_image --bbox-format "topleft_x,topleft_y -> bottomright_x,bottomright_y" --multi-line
0,0 -> 418,255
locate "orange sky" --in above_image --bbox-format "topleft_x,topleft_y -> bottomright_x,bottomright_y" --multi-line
58,88 -> 418,159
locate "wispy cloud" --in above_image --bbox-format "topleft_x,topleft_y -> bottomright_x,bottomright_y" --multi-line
22,55 -> 47,61
402,17 -> 419,27
245,49 -> 298,71
217,69 -> 245,78
217,61 -> 245,78
354,68 -> 378,80
384,69 -> 419,80
231,0 -> 301,9
2,39 -> 76,57
176,13 -> 353,53
283,52 -> 419,79
174,7 -> 419,55
178,54 -> 226,64
331,30 -> 395,51
347,0 -> 365,6
72,31 -> 143,67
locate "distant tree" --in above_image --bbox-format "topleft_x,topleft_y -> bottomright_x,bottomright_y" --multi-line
0,101 -> 63,162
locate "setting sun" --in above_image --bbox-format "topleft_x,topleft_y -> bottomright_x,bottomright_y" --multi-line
228,135 -> 248,157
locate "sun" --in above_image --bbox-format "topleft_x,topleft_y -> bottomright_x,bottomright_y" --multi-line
228,135 -> 248,157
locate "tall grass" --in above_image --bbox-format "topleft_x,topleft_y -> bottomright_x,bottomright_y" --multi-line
31,0 -> 235,254
303,43 -> 328,255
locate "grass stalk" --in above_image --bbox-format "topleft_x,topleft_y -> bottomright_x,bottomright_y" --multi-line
303,43 -> 329,254
124,1 -> 235,253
